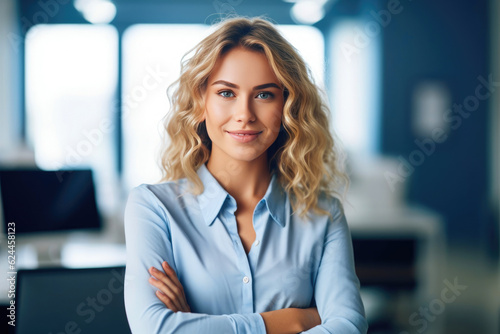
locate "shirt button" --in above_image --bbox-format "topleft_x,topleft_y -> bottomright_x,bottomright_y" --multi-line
243,276 -> 250,284
254,239 -> 260,246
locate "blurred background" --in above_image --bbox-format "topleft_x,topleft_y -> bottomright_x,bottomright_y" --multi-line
0,0 -> 498,333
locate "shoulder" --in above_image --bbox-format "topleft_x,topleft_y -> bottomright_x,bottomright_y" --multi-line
127,178 -> 192,209
316,191 -> 345,220
124,179 -> 193,232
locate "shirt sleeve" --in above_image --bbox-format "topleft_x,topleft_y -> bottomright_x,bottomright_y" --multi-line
123,185 -> 266,334
300,200 -> 368,334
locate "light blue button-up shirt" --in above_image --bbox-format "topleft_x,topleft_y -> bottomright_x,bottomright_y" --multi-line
124,163 -> 367,333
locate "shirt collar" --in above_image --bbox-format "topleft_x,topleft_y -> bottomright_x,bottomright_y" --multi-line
196,163 -> 287,228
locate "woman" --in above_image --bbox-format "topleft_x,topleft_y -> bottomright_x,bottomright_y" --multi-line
124,17 -> 368,334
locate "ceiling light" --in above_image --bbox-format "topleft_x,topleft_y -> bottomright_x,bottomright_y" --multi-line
290,0 -> 329,25
74,0 -> 116,24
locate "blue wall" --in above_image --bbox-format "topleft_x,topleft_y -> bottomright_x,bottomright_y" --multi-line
320,0 -> 493,251
378,0 -> 492,248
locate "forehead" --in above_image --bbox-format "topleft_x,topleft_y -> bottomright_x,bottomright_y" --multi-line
207,46 -> 280,85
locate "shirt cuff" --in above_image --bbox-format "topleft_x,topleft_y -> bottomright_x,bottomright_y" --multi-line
223,313 -> 266,334
300,325 -> 330,334
301,318 -> 368,334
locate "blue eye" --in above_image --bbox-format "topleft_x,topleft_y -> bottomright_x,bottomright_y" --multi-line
218,91 -> 234,98
257,92 -> 273,99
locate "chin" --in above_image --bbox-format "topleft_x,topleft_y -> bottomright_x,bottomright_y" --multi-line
229,154 -> 260,162
233,150 -> 268,163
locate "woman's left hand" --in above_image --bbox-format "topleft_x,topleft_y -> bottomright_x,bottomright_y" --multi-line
149,261 -> 191,313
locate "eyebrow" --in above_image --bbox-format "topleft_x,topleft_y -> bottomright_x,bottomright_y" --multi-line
211,80 -> 281,90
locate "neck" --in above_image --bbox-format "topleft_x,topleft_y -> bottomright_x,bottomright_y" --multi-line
206,155 -> 271,207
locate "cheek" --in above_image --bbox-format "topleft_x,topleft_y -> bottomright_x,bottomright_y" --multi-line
266,96 -> 284,130
265,108 -> 283,137
205,98 -> 231,129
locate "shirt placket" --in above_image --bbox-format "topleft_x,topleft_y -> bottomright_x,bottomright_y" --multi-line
222,208 -> 256,314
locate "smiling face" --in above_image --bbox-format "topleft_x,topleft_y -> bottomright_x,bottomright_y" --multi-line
202,46 -> 284,166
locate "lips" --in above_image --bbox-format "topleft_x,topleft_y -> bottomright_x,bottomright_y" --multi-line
226,130 -> 262,143
226,130 -> 262,135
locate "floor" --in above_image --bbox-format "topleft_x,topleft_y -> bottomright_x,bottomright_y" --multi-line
439,245 -> 499,334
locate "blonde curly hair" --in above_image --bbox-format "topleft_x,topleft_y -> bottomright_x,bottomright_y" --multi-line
159,16 -> 348,219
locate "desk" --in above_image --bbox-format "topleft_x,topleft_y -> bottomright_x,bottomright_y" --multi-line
347,204 -> 445,334
0,239 -> 126,304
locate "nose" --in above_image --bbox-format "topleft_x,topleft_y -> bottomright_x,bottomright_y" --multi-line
233,96 -> 256,124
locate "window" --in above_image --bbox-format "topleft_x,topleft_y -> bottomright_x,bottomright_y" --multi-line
278,25 -> 325,89
329,19 -> 380,155
25,24 -> 118,212
121,24 -> 210,190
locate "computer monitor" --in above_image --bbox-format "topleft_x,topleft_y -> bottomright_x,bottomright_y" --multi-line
0,169 -> 102,267
0,169 -> 101,235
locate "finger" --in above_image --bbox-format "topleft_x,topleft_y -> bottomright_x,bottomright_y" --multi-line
150,266 -> 181,297
152,263 -> 191,313
148,273 -> 184,311
155,290 -> 178,312
149,276 -> 183,311
150,266 -> 187,311
161,262 -> 184,290
161,262 -> 190,310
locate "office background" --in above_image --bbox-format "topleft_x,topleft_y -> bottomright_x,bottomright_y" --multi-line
0,0 -> 499,333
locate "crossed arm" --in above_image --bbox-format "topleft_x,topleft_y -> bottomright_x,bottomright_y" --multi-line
148,260 -> 322,334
